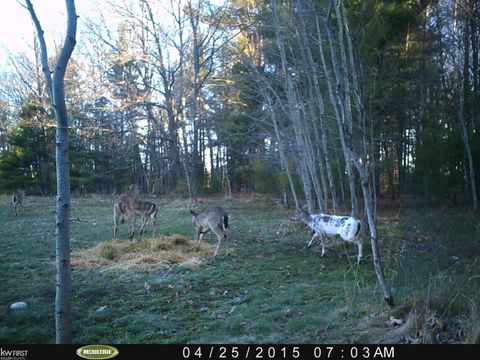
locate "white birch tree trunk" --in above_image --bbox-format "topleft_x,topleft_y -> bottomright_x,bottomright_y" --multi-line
263,88 -> 299,208
457,79 -> 478,210
25,0 -> 78,343
317,0 -> 394,306
272,0 -> 315,211
332,0 -> 393,305
316,15 -> 358,217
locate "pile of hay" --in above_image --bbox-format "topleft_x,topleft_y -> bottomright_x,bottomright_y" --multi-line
71,235 -> 214,271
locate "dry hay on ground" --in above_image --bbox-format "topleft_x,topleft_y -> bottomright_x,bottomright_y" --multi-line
71,235 -> 214,271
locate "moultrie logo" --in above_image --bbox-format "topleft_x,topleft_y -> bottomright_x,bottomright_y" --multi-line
76,345 -> 119,360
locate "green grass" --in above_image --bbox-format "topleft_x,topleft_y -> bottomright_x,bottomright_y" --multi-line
0,195 -> 479,344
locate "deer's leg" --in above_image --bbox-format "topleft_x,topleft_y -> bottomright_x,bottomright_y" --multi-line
213,234 -> 221,257
113,208 -> 119,239
127,212 -> 135,240
221,227 -> 229,256
225,233 -> 229,256
195,229 -> 204,247
356,239 -> 363,263
320,234 -> 326,257
152,214 -> 157,237
139,215 -> 148,234
212,225 -> 225,257
307,232 -> 319,248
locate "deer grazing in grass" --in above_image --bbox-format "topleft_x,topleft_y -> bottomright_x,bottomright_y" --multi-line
113,184 -> 140,239
12,189 -> 25,216
133,199 -> 158,237
291,208 -> 363,263
190,206 -> 229,257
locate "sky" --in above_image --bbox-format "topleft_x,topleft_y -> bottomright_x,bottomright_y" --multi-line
0,0 -> 104,68
1,0 -> 63,53
0,0 -> 194,70
0,0 -> 226,77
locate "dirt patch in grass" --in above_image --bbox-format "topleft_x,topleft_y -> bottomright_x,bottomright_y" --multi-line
71,235 -> 214,271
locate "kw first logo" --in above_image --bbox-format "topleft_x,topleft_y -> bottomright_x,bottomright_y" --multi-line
0,348 -> 28,359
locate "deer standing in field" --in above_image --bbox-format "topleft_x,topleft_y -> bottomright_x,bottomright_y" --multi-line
113,184 -> 140,239
190,206 -> 229,257
12,189 -> 25,216
291,208 -> 363,263
133,199 -> 158,237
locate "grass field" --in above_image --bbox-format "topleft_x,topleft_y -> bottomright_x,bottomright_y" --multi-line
0,194 -> 479,344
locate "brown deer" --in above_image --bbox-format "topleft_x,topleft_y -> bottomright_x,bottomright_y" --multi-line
133,199 -> 158,237
190,206 -> 229,257
12,189 -> 25,216
113,184 -> 140,239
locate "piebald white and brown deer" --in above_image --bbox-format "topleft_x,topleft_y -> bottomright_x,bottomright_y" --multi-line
292,208 -> 363,263
190,206 -> 229,257
113,184 -> 140,239
12,189 -> 25,216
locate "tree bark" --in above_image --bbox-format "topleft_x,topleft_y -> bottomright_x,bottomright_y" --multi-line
457,78 -> 478,210
321,0 -> 393,305
25,0 -> 78,343
298,10 -> 339,213
142,0 -> 182,189
272,0 -> 316,211
264,88 -> 299,208
316,14 -> 358,217
348,143 -> 394,306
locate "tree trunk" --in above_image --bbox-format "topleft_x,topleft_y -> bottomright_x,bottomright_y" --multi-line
316,15 -> 358,216
143,0 -> 182,191
26,0 -> 78,343
323,0 -> 393,305
330,0 -> 358,217
272,0 -> 315,211
333,140 -> 346,205
223,147 -> 233,199
264,89 -> 299,208
457,80 -> 478,210
293,16 -> 330,211
456,2 -> 478,211
206,128 -> 215,187
180,119 -> 195,201
350,145 -> 394,306
303,28 -> 339,213
296,87 -> 326,212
